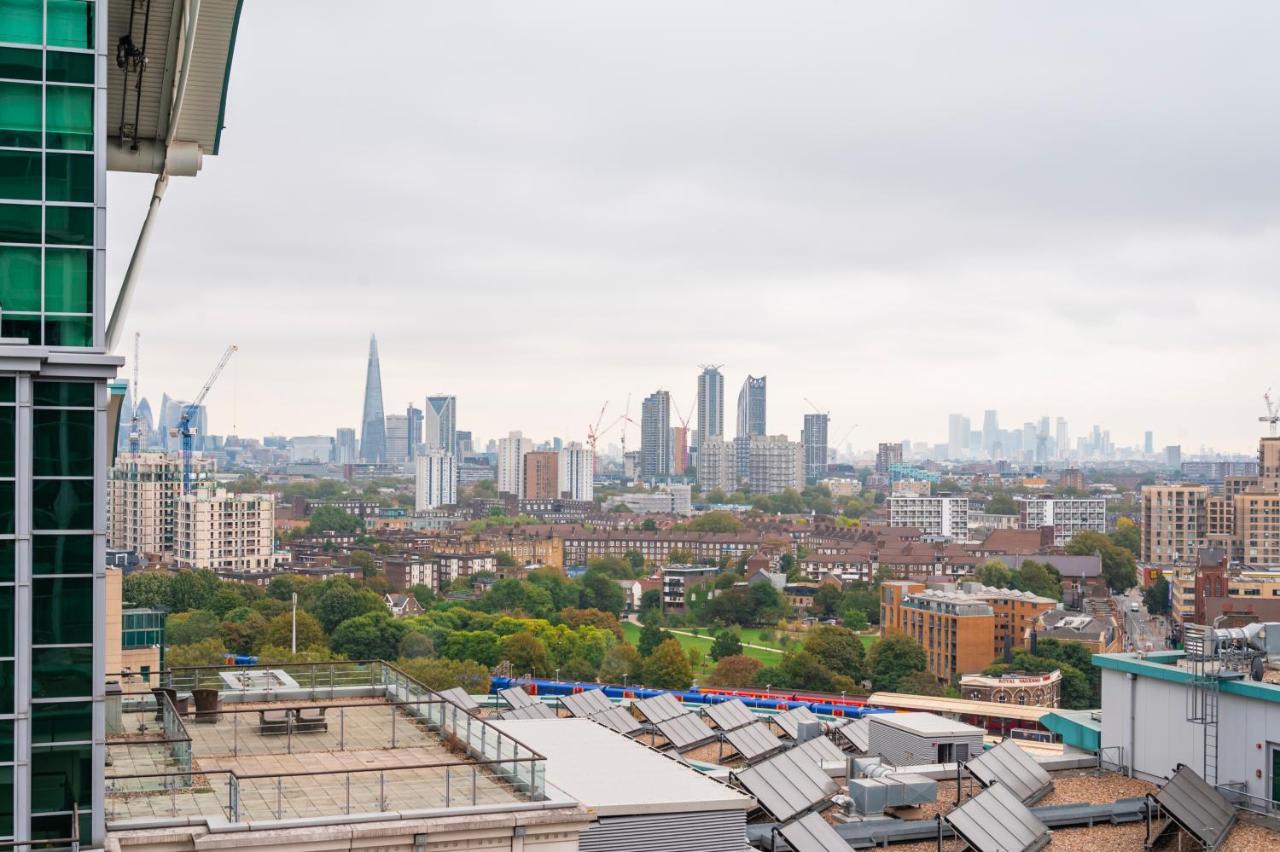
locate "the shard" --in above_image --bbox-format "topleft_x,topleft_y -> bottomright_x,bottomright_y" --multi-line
360,334 -> 387,462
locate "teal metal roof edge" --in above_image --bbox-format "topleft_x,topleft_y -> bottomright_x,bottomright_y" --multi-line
1093,652 -> 1280,705
1041,710 -> 1101,752
212,0 -> 246,155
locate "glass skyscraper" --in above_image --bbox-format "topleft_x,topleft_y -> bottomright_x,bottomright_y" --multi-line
359,334 -> 386,462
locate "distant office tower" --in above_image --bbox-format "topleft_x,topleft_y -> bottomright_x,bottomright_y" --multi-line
747,435 -> 805,494
497,431 -> 533,496
671,425 -> 689,475
523,451 -> 560,500
947,414 -> 970,460
406,404 -> 424,459
384,414 -> 409,465
559,442 -> 594,501
1144,431 -> 1154,455
359,335 -> 387,462
289,436 -> 333,463
802,413 -> 829,482
134,397 -> 156,448
696,366 -> 725,446
982,410 -> 999,457
335,428 -> 358,464
1164,445 -> 1182,468
415,450 -> 458,510
697,438 -> 738,492
425,395 -> 457,454
736,375 -> 767,438
876,442 -> 904,475
641,390 -> 672,479
455,430 -> 474,455
159,394 -> 207,450
1056,418 -> 1069,459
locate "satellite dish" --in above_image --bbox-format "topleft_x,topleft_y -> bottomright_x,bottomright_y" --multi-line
1251,656 -> 1264,682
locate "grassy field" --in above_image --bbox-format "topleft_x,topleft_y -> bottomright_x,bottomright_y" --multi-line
620,622 -> 784,674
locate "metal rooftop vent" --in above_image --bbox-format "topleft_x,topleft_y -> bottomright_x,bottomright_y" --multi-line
964,738 -> 1054,804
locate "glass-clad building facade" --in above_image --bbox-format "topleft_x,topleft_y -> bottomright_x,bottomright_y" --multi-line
0,0 -> 112,846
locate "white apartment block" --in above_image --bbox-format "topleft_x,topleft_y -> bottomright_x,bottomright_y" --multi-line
558,442 -> 594,501
415,450 -> 458,511
889,494 -> 970,540
109,451 -> 213,558
175,488 -> 276,574
288,435 -> 333,463
696,438 -> 737,492
497,431 -> 532,497
1017,496 -> 1106,546
746,435 -> 804,495
603,484 -> 693,516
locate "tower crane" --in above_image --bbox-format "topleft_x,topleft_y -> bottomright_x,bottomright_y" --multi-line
1262,389 -> 1279,437
804,397 -> 829,415
174,345 -> 238,493
128,332 -> 142,452
586,401 -> 628,473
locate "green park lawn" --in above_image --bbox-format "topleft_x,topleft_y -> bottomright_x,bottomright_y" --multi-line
620,622 -> 784,674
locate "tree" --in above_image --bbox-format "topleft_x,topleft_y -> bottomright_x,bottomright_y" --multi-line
495,551 -> 517,567
307,505 -> 363,535
639,589 -> 661,615
598,642 -> 643,683
586,555 -> 633,578
1066,531 -> 1137,593
637,620 -> 671,657
640,518 -> 657,531
975,560 -> 1014,589
562,655 -> 598,681
219,609 -> 269,656
580,569 -> 626,614
482,579 -> 555,619
397,657 -> 490,694
641,639 -> 693,689
311,580 -> 385,633
165,610 -> 221,645
803,625 -> 865,681
668,548 -> 695,565
263,610 -> 326,651
123,571 -> 172,609
810,585 -> 843,618
1143,576 -> 1171,615
685,511 -> 742,533
705,654 -> 763,687
1011,560 -> 1062,600
559,607 -> 624,638
398,631 -> 435,659
1110,518 -> 1140,557
842,609 -> 869,631
501,631 -> 553,677
412,584 -> 436,608
985,491 -> 1018,515
710,630 -> 743,661
330,611 -> 408,660
166,637 -> 229,667
168,569 -> 220,613
899,670 -> 946,696
865,634 -> 927,692
778,650 -> 835,692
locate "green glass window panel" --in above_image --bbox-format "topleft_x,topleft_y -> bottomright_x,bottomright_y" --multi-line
47,0 -> 94,50
0,483 -> 12,536
0,314 -> 40,346
45,206 -> 93,246
0,409 -> 11,479
0,663 -> 12,713
0,541 -> 13,582
45,85 -> 93,150
0,586 -> 10,657
0,378 -> 12,403
0,246 -> 41,312
0,82 -> 40,148
0,765 -> 10,839
0,721 -> 11,762
44,248 -> 92,312
46,50 -> 94,84
30,811 -> 91,845
0,0 -> 42,46
46,153 -> 94,203
32,702 -> 92,744
33,578 -> 91,645
32,646 -> 91,698
31,743 -> 92,811
44,316 -> 93,347
0,46 -> 42,81
33,479 -> 93,531
0,150 -> 40,200
34,381 -> 94,407
33,534 -> 92,575
0,204 -> 40,244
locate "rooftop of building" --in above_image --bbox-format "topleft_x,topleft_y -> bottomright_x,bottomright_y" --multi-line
1094,650 -> 1280,706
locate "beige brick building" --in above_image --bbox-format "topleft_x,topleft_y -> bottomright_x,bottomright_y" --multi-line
175,487 -> 276,574
109,451 -> 213,559
1140,484 -> 1208,565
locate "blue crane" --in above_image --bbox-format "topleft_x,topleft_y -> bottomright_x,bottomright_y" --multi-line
176,344 -> 238,493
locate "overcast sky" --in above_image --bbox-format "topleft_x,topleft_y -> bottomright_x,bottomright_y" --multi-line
106,1 -> 1280,455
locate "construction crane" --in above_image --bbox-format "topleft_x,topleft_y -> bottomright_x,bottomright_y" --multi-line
1262,389 -> 1279,437
174,345 -> 237,493
804,397 -> 829,416
128,332 -> 142,452
587,401 -> 628,472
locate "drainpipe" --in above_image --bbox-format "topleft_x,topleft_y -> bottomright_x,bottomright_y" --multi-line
1128,672 -> 1137,778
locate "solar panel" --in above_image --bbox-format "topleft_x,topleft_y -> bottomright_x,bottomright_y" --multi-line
436,686 -> 481,713
944,784 -> 1050,852
777,811 -> 851,852
591,705 -> 643,735
560,688 -> 614,718
704,698 -> 757,731
725,721 -> 785,763
791,734 -> 846,769
832,718 -> 868,753
772,706 -> 822,739
655,713 -> 717,751
499,686 -> 536,708
500,701 -> 558,720
633,693 -> 686,723
965,738 -> 1053,804
1153,764 -> 1236,851
732,748 -> 839,821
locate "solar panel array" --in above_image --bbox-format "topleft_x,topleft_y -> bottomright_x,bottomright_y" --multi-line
944,784 -> 1050,852
1153,764 -> 1236,851
633,693 -> 686,724
560,688 -> 614,718
592,705 -> 643,735
965,738 -> 1053,804
703,699 -> 756,731
499,686 -> 537,708
724,721 -> 785,764
656,713 -> 717,751
436,686 -> 481,713
777,811 -> 851,852
832,718 -> 869,753
791,734 -> 846,769
500,701 -> 558,720
732,748 -> 838,821
772,706 -> 821,739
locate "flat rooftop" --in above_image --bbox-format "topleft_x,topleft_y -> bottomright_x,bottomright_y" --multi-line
106,662 -> 567,829
870,712 -> 985,738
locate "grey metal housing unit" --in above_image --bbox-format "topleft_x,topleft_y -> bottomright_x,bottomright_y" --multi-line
867,713 -> 984,767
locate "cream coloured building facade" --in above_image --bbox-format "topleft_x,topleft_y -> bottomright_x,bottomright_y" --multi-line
175,488 -> 276,574
109,451 -> 213,558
